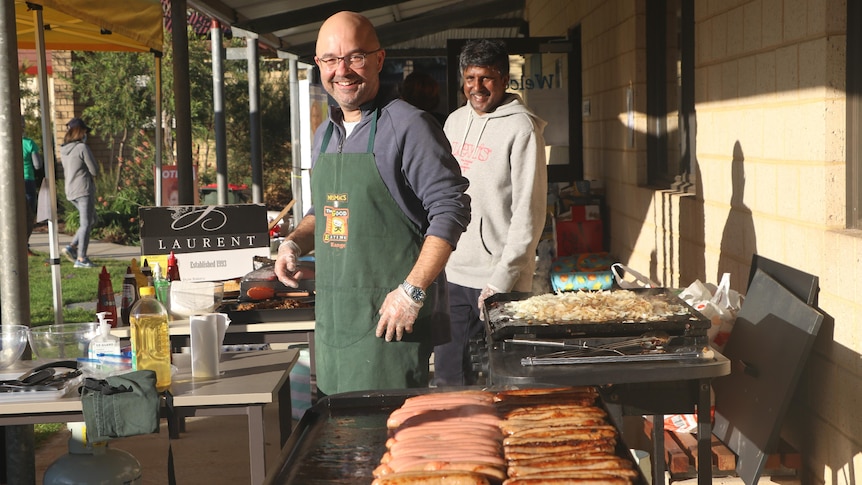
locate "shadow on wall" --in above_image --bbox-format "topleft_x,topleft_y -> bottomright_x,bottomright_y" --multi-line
717,141 -> 757,292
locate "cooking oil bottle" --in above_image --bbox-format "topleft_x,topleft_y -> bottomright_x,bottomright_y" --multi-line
129,286 -> 172,391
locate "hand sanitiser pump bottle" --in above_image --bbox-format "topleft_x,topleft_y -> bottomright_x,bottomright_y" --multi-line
129,286 -> 172,391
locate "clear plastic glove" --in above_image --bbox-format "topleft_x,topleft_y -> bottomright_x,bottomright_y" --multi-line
376,286 -> 423,342
477,284 -> 502,321
274,240 -> 303,287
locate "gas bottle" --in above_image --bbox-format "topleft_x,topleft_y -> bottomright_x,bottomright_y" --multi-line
43,422 -> 142,484
129,286 -> 172,392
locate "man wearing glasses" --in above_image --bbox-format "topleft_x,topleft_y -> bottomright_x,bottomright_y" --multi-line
275,11 -> 471,396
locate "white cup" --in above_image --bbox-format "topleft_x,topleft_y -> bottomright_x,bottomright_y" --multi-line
190,313 -> 226,378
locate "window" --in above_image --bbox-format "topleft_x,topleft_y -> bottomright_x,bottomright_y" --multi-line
646,0 -> 694,188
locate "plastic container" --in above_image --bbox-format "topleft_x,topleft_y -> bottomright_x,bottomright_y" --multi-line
28,323 -> 99,360
129,286 -> 172,391
89,312 -> 121,358
152,262 -> 171,307
169,281 -> 224,319
120,266 -> 138,327
0,325 -> 29,369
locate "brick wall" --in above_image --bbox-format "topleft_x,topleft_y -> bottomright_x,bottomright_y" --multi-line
50,51 -> 113,175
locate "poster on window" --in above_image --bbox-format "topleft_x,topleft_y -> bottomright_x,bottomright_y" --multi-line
159,165 -> 200,206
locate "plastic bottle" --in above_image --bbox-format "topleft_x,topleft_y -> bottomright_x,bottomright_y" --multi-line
152,262 -> 171,307
119,266 -> 138,327
129,286 -> 172,392
141,259 -> 154,287
96,266 -> 119,328
89,312 -> 121,358
166,251 -> 180,281
131,258 -> 147,290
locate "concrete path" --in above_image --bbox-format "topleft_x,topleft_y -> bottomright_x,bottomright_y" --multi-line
29,226 -> 142,262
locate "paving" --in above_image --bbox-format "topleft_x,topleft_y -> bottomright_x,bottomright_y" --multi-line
29,227 -> 141,262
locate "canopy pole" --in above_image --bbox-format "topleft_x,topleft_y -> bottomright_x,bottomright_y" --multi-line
247,33 -> 263,204
212,20 -> 227,205
33,5 -> 63,325
2,4 -> 37,484
171,0 -> 195,205
154,51 -> 163,206
287,54 -> 303,227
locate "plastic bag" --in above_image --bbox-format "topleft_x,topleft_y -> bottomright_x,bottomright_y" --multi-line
610,263 -> 659,289
678,273 -> 743,352
660,274 -> 742,433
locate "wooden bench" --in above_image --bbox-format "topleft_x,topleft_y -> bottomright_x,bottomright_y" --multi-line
643,418 -> 801,481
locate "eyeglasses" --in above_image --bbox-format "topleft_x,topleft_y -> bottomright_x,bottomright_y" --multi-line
316,49 -> 381,70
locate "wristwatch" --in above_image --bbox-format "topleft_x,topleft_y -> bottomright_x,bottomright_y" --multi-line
401,281 -> 426,304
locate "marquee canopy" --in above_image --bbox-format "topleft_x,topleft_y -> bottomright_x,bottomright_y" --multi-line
15,0 -> 164,53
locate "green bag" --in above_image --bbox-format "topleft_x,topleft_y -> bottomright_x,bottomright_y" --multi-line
80,370 -> 160,442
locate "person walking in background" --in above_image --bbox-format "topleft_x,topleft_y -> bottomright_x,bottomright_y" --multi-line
401,71 -> 446,125
22,117 -> 43,256
434,39 -> 548,386
60,117 -> 99,268
274,11 -> 471,396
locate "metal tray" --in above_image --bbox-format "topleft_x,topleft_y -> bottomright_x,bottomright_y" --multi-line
484,288 -> 710,342
218,297 -> 314,324
263,388 -> 647,485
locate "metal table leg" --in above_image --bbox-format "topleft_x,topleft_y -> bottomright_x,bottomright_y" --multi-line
696,380 -> 712,485
652,413 -> 666,485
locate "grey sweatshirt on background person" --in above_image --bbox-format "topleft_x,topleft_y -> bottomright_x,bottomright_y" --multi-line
60,140 -> 98,201
443,92 -> 548,293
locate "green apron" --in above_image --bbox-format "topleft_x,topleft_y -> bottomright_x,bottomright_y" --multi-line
312,110 -> 435,394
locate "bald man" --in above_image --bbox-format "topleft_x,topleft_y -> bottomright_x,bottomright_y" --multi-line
275,11 -> 471,395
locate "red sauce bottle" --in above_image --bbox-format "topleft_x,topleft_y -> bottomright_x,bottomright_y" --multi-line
96,266 -> 119,328
166,251 -> 181,281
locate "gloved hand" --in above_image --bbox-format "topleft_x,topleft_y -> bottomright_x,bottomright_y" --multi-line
376,286 -> 423,342
477,284 -> 502,321
274,240 -> 302,287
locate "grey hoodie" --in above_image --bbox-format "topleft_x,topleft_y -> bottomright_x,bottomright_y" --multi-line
444,93 -> 548,292
60,140 -> 99,201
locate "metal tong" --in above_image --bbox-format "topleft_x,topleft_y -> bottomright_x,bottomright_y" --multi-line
507,331 -> 671,358
0,361 -> 81,392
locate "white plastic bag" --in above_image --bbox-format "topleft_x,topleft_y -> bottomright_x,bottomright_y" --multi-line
678,273 -> 742,351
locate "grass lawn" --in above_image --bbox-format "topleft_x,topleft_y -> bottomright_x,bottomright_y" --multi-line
27,250 -> 134,326
25,249 -> 137,445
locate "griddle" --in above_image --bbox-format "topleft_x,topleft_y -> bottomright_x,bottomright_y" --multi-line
484,288 -> 710,343
263,388 -> 647,485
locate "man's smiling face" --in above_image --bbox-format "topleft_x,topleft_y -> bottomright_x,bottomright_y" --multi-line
315,13 -> 384,120
462,65 -> 509,115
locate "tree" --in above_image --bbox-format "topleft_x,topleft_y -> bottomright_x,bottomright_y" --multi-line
61,26 -> 295,244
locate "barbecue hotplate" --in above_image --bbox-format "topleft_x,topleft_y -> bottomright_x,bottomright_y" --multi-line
480,288 -> 712,375
484,288 -> 710,343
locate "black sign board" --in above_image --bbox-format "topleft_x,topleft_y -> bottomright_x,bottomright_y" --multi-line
139,204 -> 270,281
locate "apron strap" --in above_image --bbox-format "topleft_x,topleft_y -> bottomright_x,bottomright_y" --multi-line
321,122 -> 335,152
367,109 -> 378,152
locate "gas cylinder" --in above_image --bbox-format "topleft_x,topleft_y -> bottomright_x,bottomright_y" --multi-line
43,422 -> 142,484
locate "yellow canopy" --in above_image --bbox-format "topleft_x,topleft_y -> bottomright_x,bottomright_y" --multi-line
15,0 -> 164,53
